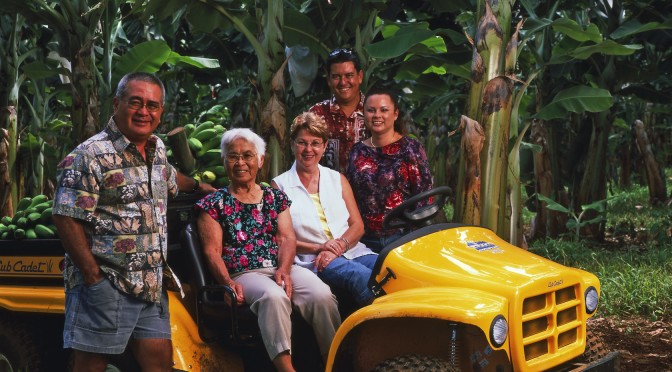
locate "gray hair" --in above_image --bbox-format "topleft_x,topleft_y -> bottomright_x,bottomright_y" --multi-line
115,72 -> 166,104
220,128 -> 266,162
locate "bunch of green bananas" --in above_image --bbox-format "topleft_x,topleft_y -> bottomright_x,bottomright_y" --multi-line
180,121 -> 228,188
0,195 -> 57,240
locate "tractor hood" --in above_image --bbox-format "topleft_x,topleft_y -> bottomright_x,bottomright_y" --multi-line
372,224 -> 599,299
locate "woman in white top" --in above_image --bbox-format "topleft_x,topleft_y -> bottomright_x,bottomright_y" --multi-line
273,112 -> 377,307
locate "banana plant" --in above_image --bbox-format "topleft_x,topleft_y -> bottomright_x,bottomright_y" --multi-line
0,13 -> 30,214
454,0 -> 527,242
145,0 -> 450,180
537,194 -> 606,242
2,0 -> 115,141
518,0 -> 670,239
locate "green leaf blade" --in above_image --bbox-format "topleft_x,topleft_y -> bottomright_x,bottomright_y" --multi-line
535,86 -> 613,120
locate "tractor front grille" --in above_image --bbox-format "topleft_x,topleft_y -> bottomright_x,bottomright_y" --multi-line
521,285 -> 582,362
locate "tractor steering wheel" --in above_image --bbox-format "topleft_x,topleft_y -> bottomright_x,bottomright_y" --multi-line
382,186 -> 453,230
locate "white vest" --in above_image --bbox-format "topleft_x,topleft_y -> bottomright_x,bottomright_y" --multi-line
273,163 -> 374,269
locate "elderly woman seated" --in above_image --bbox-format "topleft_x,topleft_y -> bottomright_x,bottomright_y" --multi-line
195,128 -> 340,372
273,112 -> 377,308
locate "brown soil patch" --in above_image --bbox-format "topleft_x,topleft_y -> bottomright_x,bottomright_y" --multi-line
589,316 -> 671,371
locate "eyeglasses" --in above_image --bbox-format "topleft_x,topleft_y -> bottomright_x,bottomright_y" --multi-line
328,48 -> 354,58
294,139 -> 325,149
125,99 -> 162,112
226,152 -> 257,163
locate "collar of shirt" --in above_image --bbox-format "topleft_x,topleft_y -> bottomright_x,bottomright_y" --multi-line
329,92 -> 365,117
106,118 -> 159,162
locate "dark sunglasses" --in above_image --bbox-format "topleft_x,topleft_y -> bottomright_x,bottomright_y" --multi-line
328,48 -> 354,58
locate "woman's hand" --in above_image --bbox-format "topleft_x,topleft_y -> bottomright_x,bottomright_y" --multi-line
275,268 -> 293,299
315,251 -> 337,272
224,278 -> 245,305
320,239 -> 346,256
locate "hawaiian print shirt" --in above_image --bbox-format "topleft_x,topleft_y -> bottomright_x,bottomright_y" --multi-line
309,93 -> 367,172
345,136 -> 433,238
53,118 -> 180,303
194,186 -> 291,274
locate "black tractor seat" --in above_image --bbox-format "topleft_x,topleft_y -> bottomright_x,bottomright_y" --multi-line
181,222 -> 261,345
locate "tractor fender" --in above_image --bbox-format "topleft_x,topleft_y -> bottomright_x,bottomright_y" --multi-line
0,285 -> 64,313
167,292 -> 244,372
326,287 -> 511,371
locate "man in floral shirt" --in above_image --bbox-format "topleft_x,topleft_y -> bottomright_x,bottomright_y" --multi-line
309,48 -> 367,172
53,72 -> 213,371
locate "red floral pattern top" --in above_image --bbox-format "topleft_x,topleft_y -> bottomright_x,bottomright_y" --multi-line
54,118 -> 179,303
194,186 -> 290,274
345,136 -> 433,237
309,94 -> 367,172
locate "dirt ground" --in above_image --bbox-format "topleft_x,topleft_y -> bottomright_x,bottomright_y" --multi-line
588,316 -> 671,371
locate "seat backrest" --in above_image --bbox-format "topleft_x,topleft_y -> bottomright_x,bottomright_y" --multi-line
180,221 -> 263,346
180,222 -> 209,290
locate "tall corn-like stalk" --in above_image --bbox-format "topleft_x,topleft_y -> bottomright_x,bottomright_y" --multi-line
456,0 -> 525,244
258,0 -> 288,180
1,14 -> 24,214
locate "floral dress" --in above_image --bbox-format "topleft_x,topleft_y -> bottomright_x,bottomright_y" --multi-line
194,186 -> 291,274
345,136 -> 433,238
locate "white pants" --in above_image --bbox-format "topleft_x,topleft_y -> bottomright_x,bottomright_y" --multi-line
232,265 -> 341,360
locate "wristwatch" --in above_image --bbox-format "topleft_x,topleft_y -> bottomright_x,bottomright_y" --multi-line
191,178 -> 200,193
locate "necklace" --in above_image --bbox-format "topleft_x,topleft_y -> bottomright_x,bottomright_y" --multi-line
370,133 -> 398,148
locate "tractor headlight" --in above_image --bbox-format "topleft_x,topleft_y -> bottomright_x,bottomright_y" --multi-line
489,315 -> 508,348
585,286 -> 599,314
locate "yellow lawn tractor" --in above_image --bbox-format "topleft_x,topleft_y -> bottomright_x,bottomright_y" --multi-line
324,186 -> 619,372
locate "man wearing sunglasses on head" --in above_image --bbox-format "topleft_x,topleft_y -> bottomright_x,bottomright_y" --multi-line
52,72 -> 215,371
309,48 -> 367,173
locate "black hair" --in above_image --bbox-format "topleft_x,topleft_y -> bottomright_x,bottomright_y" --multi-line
364,88 -> 407,135
115,72 -> 166,104
326,48 -> 362,73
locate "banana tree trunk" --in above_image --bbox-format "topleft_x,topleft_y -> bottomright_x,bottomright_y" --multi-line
575,110 -> 613,240
455,35 -> 485,223
456,0 -> 502,225
97,0 -> 118,126
503,20 -> 524,246
456,0 -> 522,243
0,129 -> 13,216
2,14 -> 23,214
618,137 -> 632,188
167,127 -> 196,175
257,0 -> 288,181
71,39 -> 99,142
480,76 -> 514,232
531,121 -> 552,238
456,115 -> 485,225
203,0 -> 288,182
633,119 -> 666,205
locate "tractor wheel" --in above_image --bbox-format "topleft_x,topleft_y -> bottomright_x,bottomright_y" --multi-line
579,329 -> 610,363
372,354 -> 459,372
0,318 -> 44,372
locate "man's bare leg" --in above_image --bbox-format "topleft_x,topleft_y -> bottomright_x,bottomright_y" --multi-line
130,338 -> 173,372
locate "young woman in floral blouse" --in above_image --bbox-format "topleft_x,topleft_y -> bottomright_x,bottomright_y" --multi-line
345,89 -> 433,252
195,128 -> 340,371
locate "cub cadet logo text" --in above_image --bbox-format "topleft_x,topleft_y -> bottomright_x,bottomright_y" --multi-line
467,241 -> 504,254
0,257 -> 61,276
548,279 -> 563,288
